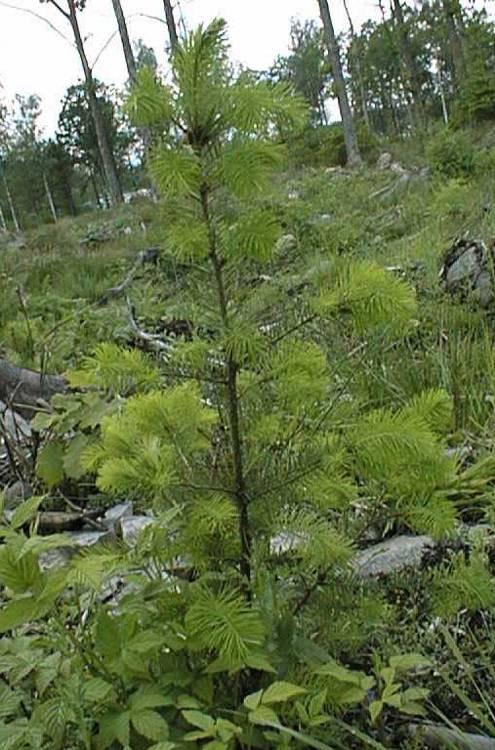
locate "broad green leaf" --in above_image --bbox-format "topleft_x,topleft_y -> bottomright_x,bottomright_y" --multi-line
83,677 -> 114,704
0,684 -> 22,719
95,610 -> 120,659
182,710 -> 215,731
176,695 -> 202,710
0,545 -> 41,592
388,653 -> 432,672
131,710 -> 169,741
127,630 -> 166,654
262,681 -> 307,705
63,434 -> 90,479
245,652 -> 276,673
35,653 -> 62,697
398,701 -> 428,716
244,690 -> 263,711
0,597 -> 40,633
369,700 -> 384,724
36,442 -> 65,488
316,661 -> 365,686
97,710 -> 130,749
400,687 -> 430,702
129,687 -> 172,712
248,705 -> 280,726
10,497 -> 43,530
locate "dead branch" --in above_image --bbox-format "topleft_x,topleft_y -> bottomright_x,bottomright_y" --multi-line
98,246 -> 160,305
0,359 -> 67,418
125,295 -> 175,354
409,723 -> 495,749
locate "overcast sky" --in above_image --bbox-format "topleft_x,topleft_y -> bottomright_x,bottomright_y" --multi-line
0,0 -> 379,134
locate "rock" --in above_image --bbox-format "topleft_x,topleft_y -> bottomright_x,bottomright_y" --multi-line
377,152 -> 393,170
390,161 -> 409,175
271,532 -> 305,555
311,213 -> 333,226
102,502 -> 133,530
120,515 -> 154,545
4,233 -> 27,251
440,238 -> 495,307
39,529 -> 111,570
3,480 -> 33,509
409,723 -> 495,749
353,535 -> 434,578
275,234 -> 297,254
68,530 -> 111,547
123,188 -> 156,204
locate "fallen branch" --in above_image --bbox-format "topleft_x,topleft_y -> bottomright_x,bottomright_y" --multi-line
125,295 -> 175,354
409,723 -> 495,749
98,246 -> 160,305
0,359 -> 67,418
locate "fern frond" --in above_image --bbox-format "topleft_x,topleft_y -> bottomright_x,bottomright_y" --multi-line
149,145 -> 201,198
401,389 -> 453,434
165,216 -> 209,262
174,19 -> 230,136
222,209 -> 281,263
125,66 -> 174,128
185,586 -> 265,666
218,140 -> 286,198
314,262 -> 417,336
273,508 -> 354,570
271,340 -> 328,413
227,78 -> 308,134
68,344 -> 160,395
87,385 -> 216,500
400,491 -> 458,539
351,407 -> 441,478
431,551 -> 495,618
222,324 -> 267,366
96,439 -> 176,499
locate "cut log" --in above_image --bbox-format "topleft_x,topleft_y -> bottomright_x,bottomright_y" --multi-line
0,359 -> 67,418
409,723 -> 495,749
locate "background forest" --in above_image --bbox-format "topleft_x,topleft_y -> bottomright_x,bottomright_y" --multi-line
2,1 -> 495,749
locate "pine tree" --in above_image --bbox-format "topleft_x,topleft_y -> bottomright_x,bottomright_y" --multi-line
2,19 -> 495,750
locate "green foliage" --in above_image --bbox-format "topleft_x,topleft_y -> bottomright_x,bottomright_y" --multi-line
6,15 -> 495,750
427,128 -> 475,178
287,122 -> 379,168
431,549 -> 495,618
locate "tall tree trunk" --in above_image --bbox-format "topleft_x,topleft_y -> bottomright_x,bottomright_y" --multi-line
342,0 -> 371,129
43,173 -> 58,223
163,0 -> 179,53
0,205 -> 6,232
317,0 -> 362,167
436,61 -> 450,124
442,0 -> 465,89
392,0 -> 423,128
66,0 -> 123,204
2,172 -> 20,232
90,171 -> 102,207
65,179 -> 77,216
111,0 -> 137,83
46,0 -> 123,205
